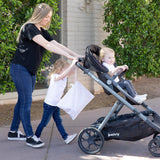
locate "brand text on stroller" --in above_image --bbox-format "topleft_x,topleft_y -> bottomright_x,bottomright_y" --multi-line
108,133 -> 120,137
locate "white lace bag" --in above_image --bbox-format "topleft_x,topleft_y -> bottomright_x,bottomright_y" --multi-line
57,81 -> 94,120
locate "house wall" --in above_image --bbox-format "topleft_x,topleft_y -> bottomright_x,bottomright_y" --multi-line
61,0 -> 108,93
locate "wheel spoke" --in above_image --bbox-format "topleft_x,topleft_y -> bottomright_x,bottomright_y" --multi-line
81,136 -> 88,142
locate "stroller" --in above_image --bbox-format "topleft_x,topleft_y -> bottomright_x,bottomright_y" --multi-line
76,44 -> 160,157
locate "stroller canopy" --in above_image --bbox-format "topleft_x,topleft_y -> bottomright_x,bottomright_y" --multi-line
84,45 -> 109,73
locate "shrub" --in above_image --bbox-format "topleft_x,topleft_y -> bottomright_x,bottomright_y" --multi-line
0,0 -> 61,94
103,0 -> 160,79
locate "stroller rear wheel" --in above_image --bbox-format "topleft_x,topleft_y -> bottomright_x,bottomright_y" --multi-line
148,136 -> 160,157
78,127 -> 104,154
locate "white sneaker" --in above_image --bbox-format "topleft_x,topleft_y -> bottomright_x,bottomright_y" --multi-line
64,133 -> 77,144
134,95 -> 146,104
136,94 -> 147,98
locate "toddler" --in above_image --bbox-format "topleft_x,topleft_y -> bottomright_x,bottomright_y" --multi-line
35,58 -> 78,145
99,47 -> 147,104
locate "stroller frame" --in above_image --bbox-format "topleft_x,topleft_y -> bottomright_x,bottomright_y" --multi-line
76,45 -> 160,156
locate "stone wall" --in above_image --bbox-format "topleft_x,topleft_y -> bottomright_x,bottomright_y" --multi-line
61,0 -> 107,93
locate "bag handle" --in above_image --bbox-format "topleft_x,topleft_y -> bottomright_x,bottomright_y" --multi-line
74,68 -> 78,82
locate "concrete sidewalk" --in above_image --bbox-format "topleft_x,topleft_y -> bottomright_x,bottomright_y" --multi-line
0,98 -> 160,160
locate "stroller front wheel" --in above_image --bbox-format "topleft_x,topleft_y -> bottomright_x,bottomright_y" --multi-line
78,127 -> 104,154
148,136 -> 160,157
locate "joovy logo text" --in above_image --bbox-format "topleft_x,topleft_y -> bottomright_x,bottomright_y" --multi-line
108,133 -> 120,137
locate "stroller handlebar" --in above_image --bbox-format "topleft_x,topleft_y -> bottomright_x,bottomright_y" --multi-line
78,57 -> 84,63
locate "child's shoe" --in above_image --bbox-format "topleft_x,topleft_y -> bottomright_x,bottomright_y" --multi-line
136,94 -> 147,98
64,133 -> 77,144
134,95 -> 146,104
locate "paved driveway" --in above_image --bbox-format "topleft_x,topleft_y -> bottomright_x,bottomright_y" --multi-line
0,98 -> 160,160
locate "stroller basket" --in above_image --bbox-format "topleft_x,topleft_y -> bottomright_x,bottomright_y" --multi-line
92,111 -> 157,141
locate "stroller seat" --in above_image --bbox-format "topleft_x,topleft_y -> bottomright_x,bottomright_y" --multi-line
84,45 -> 119,94
83,44 -> 139,105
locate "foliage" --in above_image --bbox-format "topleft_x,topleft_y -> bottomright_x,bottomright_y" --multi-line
103,0 -> 160,79
0,0 -> 61,94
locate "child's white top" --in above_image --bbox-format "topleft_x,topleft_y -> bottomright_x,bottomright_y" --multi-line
102,62 -> 119,82
44,74 -> 67,106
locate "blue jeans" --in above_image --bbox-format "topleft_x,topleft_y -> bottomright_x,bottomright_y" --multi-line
118,80 -> 137,97
10,63 -> 36,137
35,102 -> 68,140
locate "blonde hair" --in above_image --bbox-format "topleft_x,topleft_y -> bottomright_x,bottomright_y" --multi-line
99,47 -> 115,62
17,3 -> 53,42
47,58 -> 69,84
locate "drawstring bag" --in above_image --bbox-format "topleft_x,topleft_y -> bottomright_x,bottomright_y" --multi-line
57,81 -> 94,120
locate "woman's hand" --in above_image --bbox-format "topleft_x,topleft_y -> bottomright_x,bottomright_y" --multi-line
67,55 -> 76,60
71,58 -> 78,65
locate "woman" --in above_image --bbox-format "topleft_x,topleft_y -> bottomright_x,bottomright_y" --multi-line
8,3 -> 80,148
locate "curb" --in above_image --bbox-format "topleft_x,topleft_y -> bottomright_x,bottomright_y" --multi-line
0,89 -> 47,105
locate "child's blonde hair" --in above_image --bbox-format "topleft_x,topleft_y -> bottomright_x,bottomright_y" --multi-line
47,58 -> 69,84
99,47 -> 115,62
17,3 -> 53,42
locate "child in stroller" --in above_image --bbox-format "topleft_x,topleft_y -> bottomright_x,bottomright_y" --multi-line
99,47 -> 147,104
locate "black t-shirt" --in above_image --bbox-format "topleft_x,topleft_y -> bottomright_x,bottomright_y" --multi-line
12,23 -> 54,75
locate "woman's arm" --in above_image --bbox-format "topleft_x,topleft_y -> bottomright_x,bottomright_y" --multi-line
51,40 -> 81,58
32,34 -> 76,59
54,59 -> 78,81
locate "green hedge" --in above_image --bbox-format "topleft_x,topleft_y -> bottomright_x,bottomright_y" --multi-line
0,0 -> 61,94
103,0 -> 160,79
